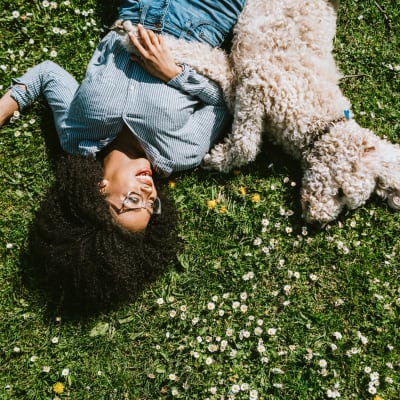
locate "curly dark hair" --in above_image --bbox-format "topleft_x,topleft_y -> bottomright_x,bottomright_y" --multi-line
26,154 -> 180,315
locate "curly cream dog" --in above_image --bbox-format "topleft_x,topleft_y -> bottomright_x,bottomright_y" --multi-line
203,0 -> 400,225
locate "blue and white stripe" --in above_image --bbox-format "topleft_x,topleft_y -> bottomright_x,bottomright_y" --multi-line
10,31 -> 229,175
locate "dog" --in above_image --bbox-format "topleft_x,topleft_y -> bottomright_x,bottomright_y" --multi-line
202,0 -> 400,225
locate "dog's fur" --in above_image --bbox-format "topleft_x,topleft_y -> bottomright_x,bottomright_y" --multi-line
202,0 -> 400,224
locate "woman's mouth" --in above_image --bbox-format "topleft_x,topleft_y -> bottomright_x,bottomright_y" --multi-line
136,169 -> 153,185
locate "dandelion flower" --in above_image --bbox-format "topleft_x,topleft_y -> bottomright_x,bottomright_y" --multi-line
252,193 -> 260,203
239,186 -> 246,195
168,180 -> 176,188
53,382 -> 64,394
207,199 -> 217,209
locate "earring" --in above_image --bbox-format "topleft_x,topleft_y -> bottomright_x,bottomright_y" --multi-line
98,179 -> 107,194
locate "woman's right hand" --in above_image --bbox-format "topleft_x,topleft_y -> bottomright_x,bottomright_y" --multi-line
129,24 -> 182,82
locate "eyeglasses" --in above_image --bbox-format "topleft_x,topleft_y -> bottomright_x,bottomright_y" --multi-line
118,192 -> 162,215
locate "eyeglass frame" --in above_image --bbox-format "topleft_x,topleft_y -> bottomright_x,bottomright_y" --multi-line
117,191 -> 162,215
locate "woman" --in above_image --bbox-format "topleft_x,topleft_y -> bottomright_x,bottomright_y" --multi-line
0,27 -> 227,233
1,0 -> 245,312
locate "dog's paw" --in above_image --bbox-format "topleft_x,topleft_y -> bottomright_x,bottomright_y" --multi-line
110,20 -> 140,55
201,144 -> 237,173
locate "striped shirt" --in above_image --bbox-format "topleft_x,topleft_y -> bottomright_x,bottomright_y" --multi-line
66,32 -> 230,175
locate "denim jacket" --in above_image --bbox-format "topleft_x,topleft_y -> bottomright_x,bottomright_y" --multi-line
118,0 -> 246,48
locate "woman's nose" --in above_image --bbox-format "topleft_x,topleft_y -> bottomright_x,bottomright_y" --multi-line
140,184 -> 153,194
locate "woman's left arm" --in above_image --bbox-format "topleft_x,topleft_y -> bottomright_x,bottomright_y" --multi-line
129,25 -> 226,106
129,25 -> 182,82
167,65 -> 226,106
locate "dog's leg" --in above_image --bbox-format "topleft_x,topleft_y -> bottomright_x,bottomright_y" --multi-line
202,86 -> 265,173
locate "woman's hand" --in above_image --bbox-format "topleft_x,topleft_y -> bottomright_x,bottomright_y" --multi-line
129,24 -> 182,82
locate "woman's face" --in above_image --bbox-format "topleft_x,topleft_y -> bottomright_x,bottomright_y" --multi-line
101,156 -> 158,232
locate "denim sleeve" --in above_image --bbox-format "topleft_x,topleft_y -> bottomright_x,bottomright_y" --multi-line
167,64 -> 226,107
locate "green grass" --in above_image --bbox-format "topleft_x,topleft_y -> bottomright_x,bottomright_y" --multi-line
0,1 -> 399,399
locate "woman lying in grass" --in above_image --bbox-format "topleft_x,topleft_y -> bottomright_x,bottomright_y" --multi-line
0,0 -> 245,312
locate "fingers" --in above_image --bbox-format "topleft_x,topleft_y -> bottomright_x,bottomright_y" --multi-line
129,33 -> 147,58
144,27 -> 160,47
128,24 -> 162,59
139,24 -> 160,51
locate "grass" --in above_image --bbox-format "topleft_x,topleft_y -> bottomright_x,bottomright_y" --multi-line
0,1 -> 399,399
